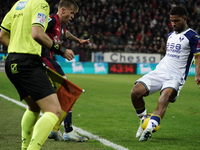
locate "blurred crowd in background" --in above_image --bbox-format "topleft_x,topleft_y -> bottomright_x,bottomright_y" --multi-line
0,0 -> 200,61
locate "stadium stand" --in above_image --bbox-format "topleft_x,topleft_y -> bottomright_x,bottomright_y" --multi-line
0,0 -> 199,61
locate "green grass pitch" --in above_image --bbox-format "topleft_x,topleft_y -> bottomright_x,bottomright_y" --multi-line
0,72 -> 200,150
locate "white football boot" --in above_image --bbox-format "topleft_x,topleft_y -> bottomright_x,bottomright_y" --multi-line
48,130 -> 63,141
63,130 -> 88,142
136,124 -> 143,138
139,129 -> 152,141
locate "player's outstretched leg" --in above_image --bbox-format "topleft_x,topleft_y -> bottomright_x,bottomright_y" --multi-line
63,111 -> 88,142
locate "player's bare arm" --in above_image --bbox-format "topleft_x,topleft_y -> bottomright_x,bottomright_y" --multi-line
65,30 -> 79,42
194,54 -> 200,88
0,29 -> 10,47
65,30 -> 90,45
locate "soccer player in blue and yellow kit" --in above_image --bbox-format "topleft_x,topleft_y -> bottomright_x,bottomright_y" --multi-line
131,6 -> 200,142
0,0 -> 74,149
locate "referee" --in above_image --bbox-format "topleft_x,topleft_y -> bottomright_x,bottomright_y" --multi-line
0,0 -> 73,149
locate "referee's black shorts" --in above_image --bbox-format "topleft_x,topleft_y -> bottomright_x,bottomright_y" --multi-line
5,53 -> 56,101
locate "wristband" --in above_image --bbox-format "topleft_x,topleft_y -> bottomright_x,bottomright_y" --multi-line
60,47 -> 66,54
50,41 -> 65,55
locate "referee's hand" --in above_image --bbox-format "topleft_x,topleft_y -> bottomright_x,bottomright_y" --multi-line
62,49 -> 75,61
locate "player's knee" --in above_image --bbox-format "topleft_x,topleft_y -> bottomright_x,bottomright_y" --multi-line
54,107 -> 62,118
131,83 -> 148,100
131,88 -> 142,100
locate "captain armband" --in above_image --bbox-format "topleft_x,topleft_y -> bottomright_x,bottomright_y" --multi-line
50,41 -> 66,55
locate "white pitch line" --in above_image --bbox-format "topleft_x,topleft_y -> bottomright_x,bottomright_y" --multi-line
0,94 -> 129,150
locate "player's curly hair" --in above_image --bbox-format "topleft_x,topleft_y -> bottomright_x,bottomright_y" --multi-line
170,6 -> 188,18
58,0 -> 79,13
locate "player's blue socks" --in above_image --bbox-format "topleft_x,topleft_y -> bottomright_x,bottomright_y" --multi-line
136,107 -> 147,119
64,111 -> 73,133
146,115 -> 161,131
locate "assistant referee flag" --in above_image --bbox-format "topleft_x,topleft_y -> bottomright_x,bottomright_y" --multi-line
46,67 -> 83,113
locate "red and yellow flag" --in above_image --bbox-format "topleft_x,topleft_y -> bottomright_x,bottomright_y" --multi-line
46,67 -> 83,113
46,67 -> 84,131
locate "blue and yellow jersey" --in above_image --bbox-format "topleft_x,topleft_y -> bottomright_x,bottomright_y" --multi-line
156,28 -> 200,80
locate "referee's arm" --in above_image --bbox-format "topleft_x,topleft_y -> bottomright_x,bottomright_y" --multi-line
32,26 -> 53,50
0,29 -> 10,47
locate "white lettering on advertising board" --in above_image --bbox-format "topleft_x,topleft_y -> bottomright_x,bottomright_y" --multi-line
103,52 -> 161,63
